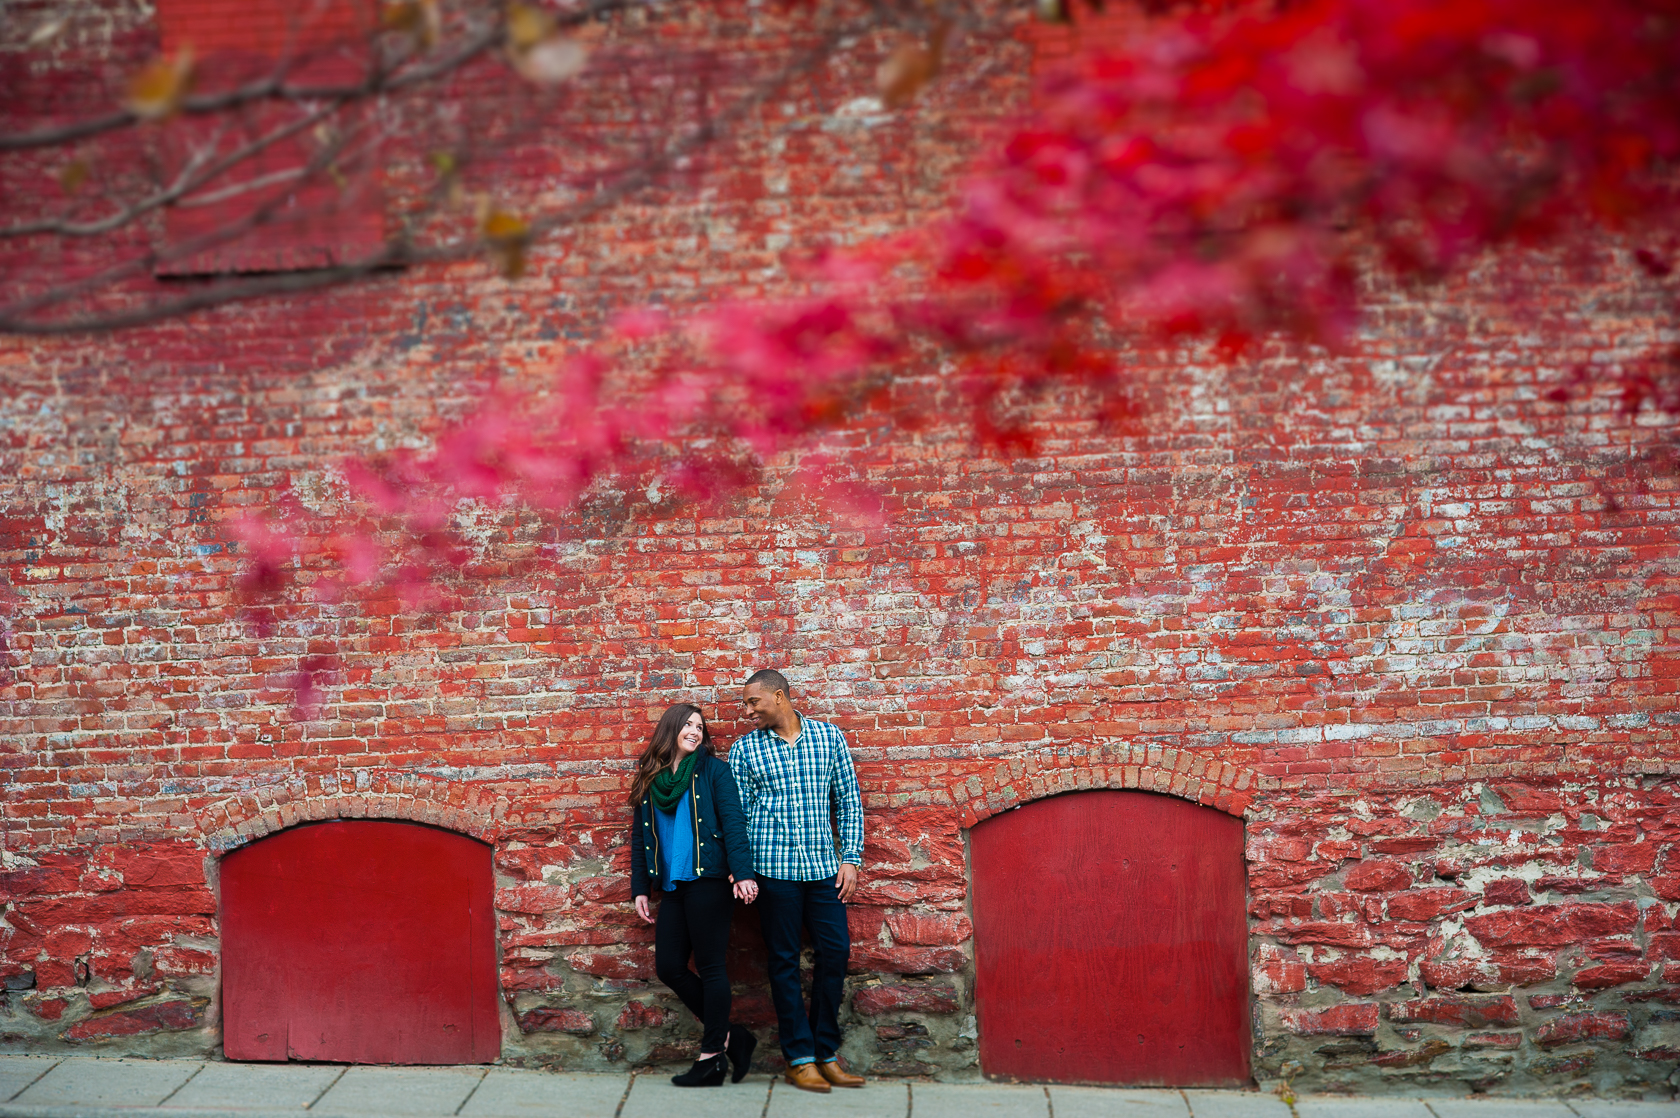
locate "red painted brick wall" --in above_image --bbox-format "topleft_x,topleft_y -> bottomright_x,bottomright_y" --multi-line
2,0 -> 1678,1099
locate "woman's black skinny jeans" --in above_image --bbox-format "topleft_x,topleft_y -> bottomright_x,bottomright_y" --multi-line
653,876 -> 734,1053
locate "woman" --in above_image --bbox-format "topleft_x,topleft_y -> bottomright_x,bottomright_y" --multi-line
629,702 -> 759,1087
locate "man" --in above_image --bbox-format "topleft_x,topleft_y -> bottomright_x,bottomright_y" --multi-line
729,668 -> 866,1093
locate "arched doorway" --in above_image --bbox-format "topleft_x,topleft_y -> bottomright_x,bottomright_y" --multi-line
969,790 -> 1250,1086
220,820 -> 499,1064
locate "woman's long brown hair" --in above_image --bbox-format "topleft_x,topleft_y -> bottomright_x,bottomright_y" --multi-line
628,703 -> 711,805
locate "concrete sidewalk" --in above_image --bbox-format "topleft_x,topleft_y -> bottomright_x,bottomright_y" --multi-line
1,1057 -> 1674,1118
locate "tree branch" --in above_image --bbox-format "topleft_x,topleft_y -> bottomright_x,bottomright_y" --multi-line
0,15 -> 864,336
0,0 -> 646,152
2,102 -> 344,238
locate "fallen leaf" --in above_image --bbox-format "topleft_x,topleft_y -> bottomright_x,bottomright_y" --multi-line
28,15 -> 68,46
479,203 -> 533,279
875,24 -> 947,109
127,46 -> 195,122
514,35 -> 588,83
1035,0 -> 1068,23
58,160 -> 89,194
383,0 -> 441,49
506,2 -> 556,50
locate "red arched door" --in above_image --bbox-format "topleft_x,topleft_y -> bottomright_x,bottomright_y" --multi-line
221,820 -> 498,1064
969,791 -> 1250,1086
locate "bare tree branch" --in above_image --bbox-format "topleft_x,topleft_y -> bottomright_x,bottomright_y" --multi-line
2,102 -> 343,237
0,15 -> 867,336
0,0 -> 645,151
0,111 -> 376,323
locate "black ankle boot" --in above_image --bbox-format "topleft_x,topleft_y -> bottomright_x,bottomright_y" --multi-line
726,1025 -> 757,1083
671,1052 -> 728,1087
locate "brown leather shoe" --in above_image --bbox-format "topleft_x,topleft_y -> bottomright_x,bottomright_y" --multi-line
818,1060 -> 865,1088
785,1063 -> 831,1093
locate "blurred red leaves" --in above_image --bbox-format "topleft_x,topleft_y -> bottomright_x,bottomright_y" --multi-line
231,0 -> 1680,703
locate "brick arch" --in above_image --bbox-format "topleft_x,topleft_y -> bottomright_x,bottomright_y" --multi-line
952,743 -> 1273,830
196,769 -> 502,852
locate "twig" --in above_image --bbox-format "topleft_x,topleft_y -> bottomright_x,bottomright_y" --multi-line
0,17 -> 865,335
0,0 -> 643,151
2,102 -> 342,237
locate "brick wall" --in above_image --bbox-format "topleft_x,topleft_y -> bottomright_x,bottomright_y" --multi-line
2,0 -> 1678,1100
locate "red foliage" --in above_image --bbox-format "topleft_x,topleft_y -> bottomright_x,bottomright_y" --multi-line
224,0 -> 1680,656
969,0 -> 1680,342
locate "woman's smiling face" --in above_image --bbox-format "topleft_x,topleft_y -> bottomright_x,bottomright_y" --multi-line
676,712 -> 705,754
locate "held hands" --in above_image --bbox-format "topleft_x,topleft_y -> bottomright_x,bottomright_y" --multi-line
837,863 -> 859,903
733,878 -> 758,904
634,895 -> 653,924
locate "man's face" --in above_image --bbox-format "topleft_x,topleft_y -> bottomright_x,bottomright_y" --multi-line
742,683 -> 778,728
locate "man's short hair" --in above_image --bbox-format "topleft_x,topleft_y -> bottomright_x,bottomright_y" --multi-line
745,668 -> 790,698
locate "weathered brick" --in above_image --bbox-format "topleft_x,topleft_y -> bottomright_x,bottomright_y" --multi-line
1571,960 -> 1650,989
517,1007 -> 595,1035
1384,995 -> 1519,1028
615,1001 -> 670,1030
63,1000 -> 203,1041
1307,956 -> 1409,997
884,912 -> 972,947
1387,888 -> 1477,922
1534,1012 -> 1631,1049
851,983 -> 960,1016
1254,944 -> 1307,995
1345,860 -> 1411,892
1278,1004 -> 1379,1036
1479,878 -> 1531,907
847,946 -> 966,976
564,950 -> 655,980
1463,904 -> 1639,948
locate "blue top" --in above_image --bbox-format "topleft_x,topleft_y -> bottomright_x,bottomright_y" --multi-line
653,795 -> 698,891
629,747 -> 756,900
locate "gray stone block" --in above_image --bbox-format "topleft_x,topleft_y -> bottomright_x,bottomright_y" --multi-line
1427,1102 -> 1577,1118
0,1058 -> 60,1105
163,1063 -> 342,1111
1567,1105 -> 1680,1117
1049,1086 -> 1189,1116
909,1082 -> 1048,1118
766,1077 -> 908,1117
310,1067 -> 487,1116
459,1069 -> 629,1118
1181,1089 -> 1292,1118
1294,1099 -> 1436,1118
11,1058 -> 200,1108
620,1071 -> 773,1118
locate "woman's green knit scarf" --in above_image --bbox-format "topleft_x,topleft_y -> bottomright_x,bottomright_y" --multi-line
649,749 -> 698,812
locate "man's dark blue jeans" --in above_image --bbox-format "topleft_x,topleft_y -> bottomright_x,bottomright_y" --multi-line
756,874 -> 851,1066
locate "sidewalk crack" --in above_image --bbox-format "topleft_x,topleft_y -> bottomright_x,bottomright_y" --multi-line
613,1070 -> 637,1118
156,1062 -> 205,1106
305,1065 -> 349,1109
452,1067 -> 490,1115
760,1073 -> 775,1118
1179,1088 -> 1194,1118
5,1058 -> 62,1103
1043,1084 -> 1054,1118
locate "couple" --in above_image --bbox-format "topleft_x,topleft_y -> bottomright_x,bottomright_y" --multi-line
628,669 -> 866,1092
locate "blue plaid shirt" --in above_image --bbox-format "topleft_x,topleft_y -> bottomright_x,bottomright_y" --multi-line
728,716 -> 864,882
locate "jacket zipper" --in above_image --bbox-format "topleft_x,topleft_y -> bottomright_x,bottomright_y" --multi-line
646,796 -> 661,881
691,772 -> 703,877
